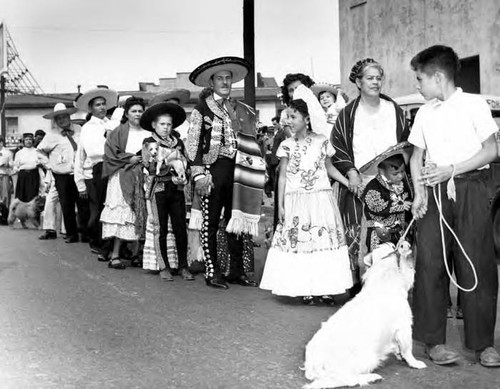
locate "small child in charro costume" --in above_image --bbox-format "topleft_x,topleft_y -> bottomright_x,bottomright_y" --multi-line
140,102 -> 194,282
359,142 -> 413,251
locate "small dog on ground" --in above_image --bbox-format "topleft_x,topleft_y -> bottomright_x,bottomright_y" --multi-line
303,241 -> 426,389
8,196 -> 46,229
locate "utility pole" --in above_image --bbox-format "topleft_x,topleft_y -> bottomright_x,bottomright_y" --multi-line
0,75 -> 5,138
243,0 -> 255,110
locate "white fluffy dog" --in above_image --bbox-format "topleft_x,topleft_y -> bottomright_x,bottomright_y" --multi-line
303,242 -> 426,389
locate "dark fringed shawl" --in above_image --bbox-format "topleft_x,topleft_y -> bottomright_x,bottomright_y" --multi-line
103,122 -> 147,237
330,94 -> 410,175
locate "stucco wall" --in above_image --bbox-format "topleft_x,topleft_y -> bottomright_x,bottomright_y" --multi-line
339,0 -> 500,99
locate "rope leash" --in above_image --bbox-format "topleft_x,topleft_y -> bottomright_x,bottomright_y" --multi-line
394,182 -> 478,292
432,183 -> 478,292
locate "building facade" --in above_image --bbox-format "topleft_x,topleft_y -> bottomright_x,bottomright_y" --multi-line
339,0 -> 500,99
3,73 -> 281,148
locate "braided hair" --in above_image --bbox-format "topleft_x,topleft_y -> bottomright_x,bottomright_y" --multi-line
349,58 -> 384,84
289,99 -> 313,132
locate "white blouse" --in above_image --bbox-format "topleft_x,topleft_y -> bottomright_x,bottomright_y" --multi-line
125,127 -> 150,154
352,99 -> 397,169
14,147 -> 40,172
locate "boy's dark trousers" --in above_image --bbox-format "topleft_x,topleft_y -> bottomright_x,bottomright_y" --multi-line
155,180 -> 188,270
412,170 -> 498,351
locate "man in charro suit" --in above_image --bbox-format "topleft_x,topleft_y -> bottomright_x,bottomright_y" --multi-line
187,56 -> 264,289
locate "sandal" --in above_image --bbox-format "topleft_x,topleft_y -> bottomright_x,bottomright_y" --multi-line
130,255 -> 142,268
108,258 -> 126,270
302,296 -> 317,306
319,295 -> 336,305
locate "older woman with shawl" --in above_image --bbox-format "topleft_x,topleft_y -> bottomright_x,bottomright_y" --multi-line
101,96 -> 150,269
330,58 -> 409,293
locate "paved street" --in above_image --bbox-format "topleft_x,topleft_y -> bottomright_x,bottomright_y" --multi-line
1,217 -> 499,388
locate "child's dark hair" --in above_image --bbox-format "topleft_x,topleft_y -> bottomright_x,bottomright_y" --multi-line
289,99 -> 312,132
281,73 -> 315,106
121,96 -> 146,123
378,154 -> 405,171
410,45 -> 460,81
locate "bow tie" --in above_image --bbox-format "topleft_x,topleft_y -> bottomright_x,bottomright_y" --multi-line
61,129 -> 74,137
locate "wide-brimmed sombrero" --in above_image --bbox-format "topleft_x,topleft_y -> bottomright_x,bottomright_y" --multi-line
311,83 -> 339,98
75,86 -> 118,112
149,89 -> 190,106
189,56 -> 250,87
139,102 -> 186,132
359,141 -> 413,176
43,102 -> 78,119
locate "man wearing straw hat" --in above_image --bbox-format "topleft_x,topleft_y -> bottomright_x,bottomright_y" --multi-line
74,86 -> 118,258
187,56 -> 264,289
38,103 -> 89,242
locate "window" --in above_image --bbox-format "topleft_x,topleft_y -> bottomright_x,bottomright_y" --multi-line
457,55 -> 480,94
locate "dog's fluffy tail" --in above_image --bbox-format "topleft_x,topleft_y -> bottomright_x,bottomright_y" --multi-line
7,199 -> 20,225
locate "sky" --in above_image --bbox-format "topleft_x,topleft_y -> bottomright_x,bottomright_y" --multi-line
0,0 -> 340,93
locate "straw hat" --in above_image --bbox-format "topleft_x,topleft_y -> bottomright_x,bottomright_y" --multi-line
139,102 -> 186,132
311,83 -> 339,98
74,86 -> 118,112
43,103 -> 78,119
359,141 -> 413,176
189,56 -> 250,87
149,89 -> 190,106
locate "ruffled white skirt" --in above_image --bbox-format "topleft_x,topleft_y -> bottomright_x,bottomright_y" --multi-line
101,172 -> 139,240
259,189 -> 353,297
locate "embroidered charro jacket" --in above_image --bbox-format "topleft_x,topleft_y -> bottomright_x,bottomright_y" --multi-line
361,174 -> 413,250
187,94 -> 256,177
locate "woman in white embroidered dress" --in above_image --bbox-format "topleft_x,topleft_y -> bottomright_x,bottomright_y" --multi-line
260,99 -> 353,305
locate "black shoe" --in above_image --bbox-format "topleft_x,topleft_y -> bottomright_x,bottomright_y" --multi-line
39,230 -> 57,240
64,235 -> 79,243
225,275 -> 258,287
80,235 -> 91,243
205,278 -> 229,289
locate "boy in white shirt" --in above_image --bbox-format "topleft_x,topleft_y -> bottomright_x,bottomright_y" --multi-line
409,45 -> 499,367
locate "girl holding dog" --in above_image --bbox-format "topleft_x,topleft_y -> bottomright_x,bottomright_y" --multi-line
260,99 -> 353,304
140,102 -> 194,282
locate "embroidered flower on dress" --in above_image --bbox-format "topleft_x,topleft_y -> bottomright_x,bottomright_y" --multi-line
300,169 -> 319,191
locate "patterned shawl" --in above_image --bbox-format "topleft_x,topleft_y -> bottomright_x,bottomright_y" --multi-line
330,94 -> 410,176
188,97 -> 265,237
103,122 -> 147,237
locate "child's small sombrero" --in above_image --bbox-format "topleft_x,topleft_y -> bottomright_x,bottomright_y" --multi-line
359,141 -> 414,176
